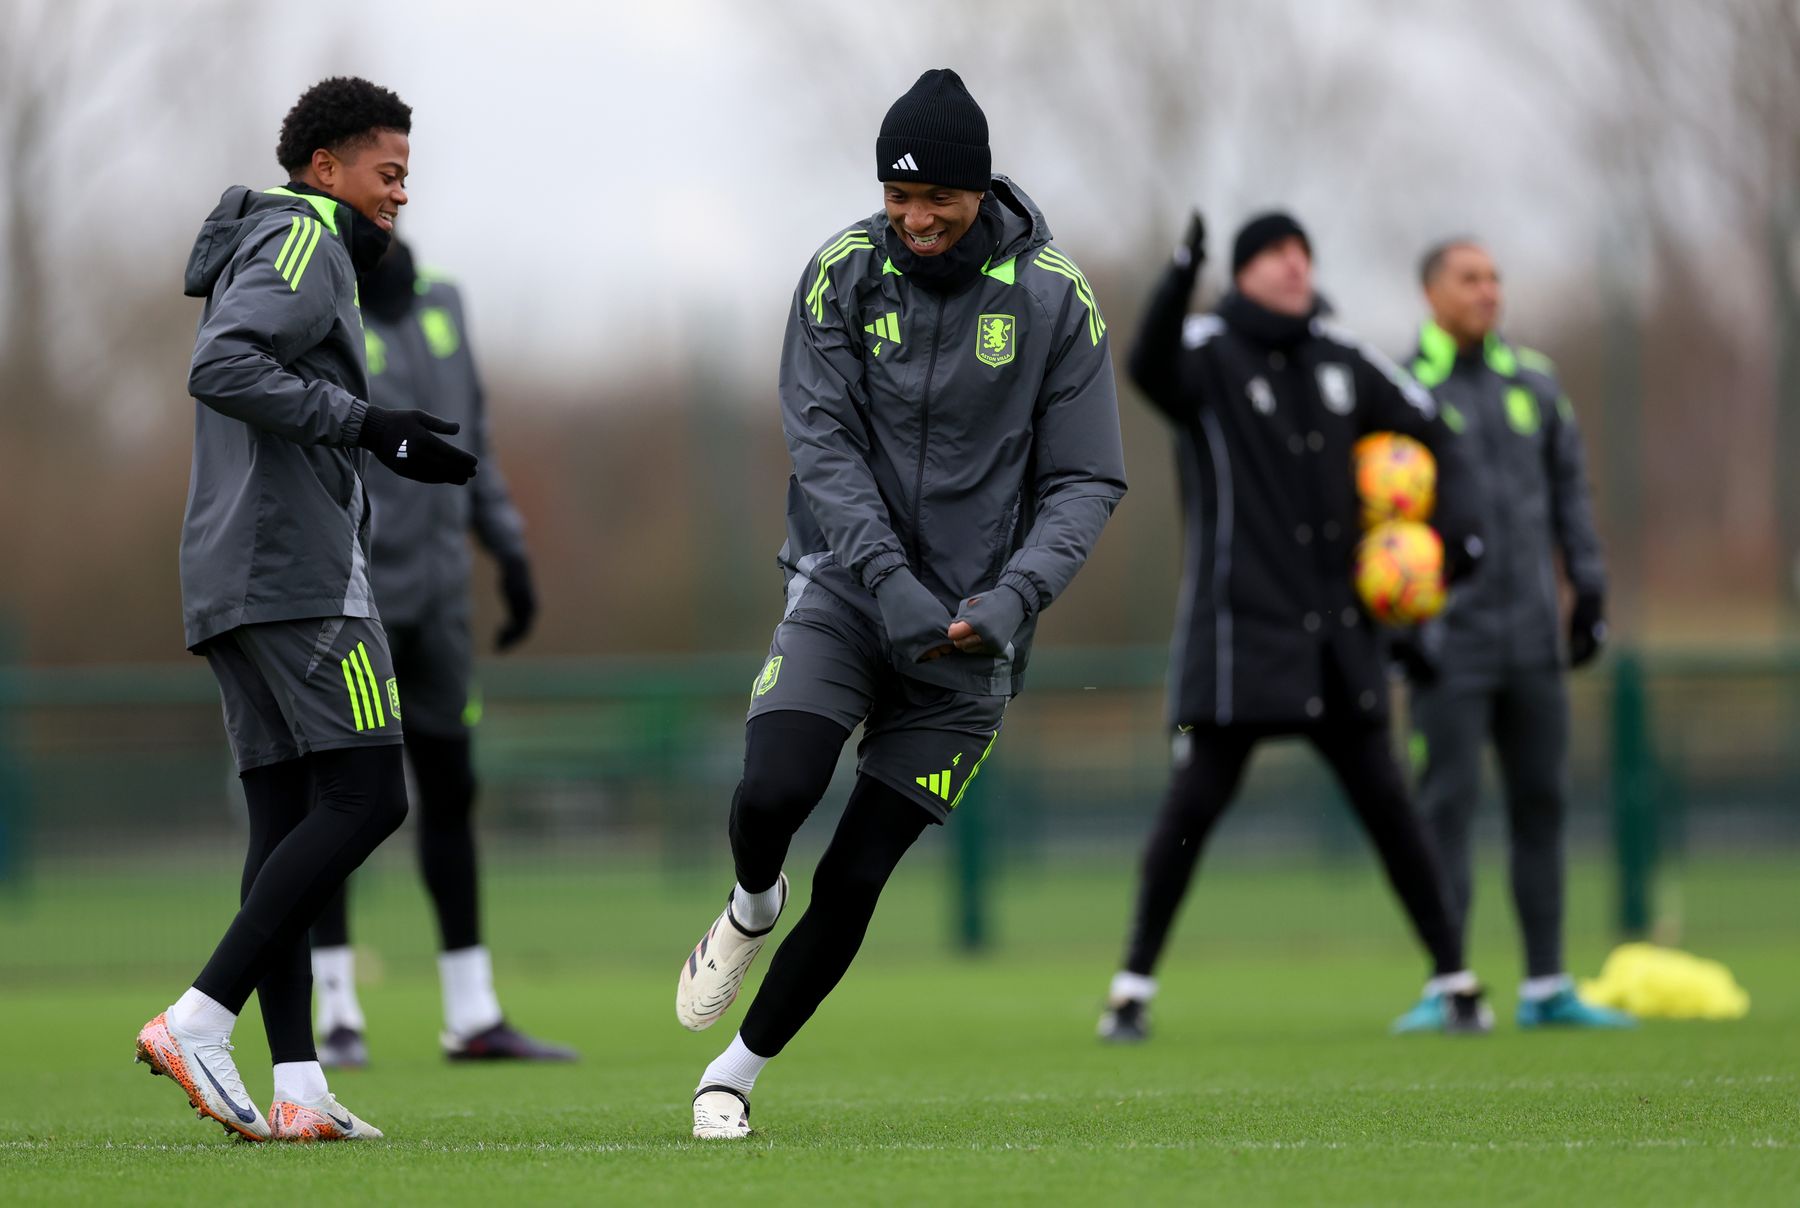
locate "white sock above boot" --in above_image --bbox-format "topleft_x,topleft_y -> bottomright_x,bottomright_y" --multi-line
731,881 -> 783,933
1520,974 -> 1573,1002
169,986 -> 236,1038
311,945 -> 366,1033
1109,971 -> 1157,1004
439,946 -> 503,1040
699,1033 -> 770,1096
272,1060 -> 329,1103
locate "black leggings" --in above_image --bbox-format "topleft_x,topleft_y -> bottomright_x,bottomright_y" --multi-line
194,745 -> 408,1063
728,711 -> 931,1058
311,731 -> 481,953
1123,723 -> 1463,979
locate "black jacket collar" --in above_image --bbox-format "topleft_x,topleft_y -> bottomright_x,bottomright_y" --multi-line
1217,289 -> 1329,350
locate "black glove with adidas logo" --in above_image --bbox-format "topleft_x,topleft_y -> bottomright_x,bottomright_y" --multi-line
356,406 -> 478,485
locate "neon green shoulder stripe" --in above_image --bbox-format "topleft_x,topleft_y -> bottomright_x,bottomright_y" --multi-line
1518,346 -> 1557,375
263,186 -> 339,234
414,264 -> 456,294
1033,247 -> 1106,345
270,215 -> 324,291
805,229 -> 874,322
1483,332 -> 1518,377
1414,320 -> 1456,387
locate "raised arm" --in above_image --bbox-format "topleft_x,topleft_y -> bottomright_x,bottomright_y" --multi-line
1127,212 -> 1205,423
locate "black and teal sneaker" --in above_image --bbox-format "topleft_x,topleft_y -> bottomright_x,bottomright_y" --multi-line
1392,987 -> 1493,1035
1517,987 -> 1635,1030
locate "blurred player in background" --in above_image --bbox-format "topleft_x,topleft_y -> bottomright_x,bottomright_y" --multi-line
136,78 -> 477,1143
1402,239 -> 1631,1029
307,236 -> 576,1068
1099,212 -> 1490,1042
674,68 -> 1127,1139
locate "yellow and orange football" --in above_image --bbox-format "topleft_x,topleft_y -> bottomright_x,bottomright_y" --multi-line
1354,520 -> 1446,626
1354,432 -> 1436,528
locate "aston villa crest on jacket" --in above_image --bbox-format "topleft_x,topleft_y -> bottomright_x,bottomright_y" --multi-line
1317,362 -> 1356,414
976,313 -> 1015,367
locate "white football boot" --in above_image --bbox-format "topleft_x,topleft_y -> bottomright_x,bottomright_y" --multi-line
268,1093 -> 384,1141
135,1010 -> 270,1142
676,874 -> 787,1032
692,1085 -> 752,1139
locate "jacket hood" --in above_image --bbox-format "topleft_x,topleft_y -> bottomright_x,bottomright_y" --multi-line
183,186 -> 338,298
867,174 -> 1052,266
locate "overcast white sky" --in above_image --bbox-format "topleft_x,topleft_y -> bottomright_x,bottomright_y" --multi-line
18,0 -> 1740,406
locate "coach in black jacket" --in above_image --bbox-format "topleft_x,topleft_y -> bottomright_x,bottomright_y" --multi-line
1099,212 -> 1491,1042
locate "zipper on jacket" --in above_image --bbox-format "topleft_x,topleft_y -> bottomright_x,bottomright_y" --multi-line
910,296 -> 945,567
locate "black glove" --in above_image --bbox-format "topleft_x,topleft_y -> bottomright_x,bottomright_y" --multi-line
495,554 -> 538,652
952,585 -> 1029,655
874,568 -> 955,664
1389,630 -> 1440,688
356,406 -> 478,485
1568,592 -> 1606,669
1174,210 -> 1206,272
1441,531 -> 1484,586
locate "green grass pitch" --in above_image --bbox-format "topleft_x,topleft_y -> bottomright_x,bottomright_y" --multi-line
2,853 -> 1795,1205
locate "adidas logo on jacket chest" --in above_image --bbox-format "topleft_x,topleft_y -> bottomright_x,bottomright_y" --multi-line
861,307 -> 1019,369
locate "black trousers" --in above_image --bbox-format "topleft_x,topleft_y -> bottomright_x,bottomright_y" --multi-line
310,731 -> 482,954
1122,720 -> 1463,980
193,746 -> 408,1063
727,711 -> 931,1059
1413,668 -> 1570,978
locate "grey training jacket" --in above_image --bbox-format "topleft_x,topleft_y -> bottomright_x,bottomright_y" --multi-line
777,176 -> 1128,696
362,272 -> 526,625
180,185 -> 375,649
1409,322 -> 1606,680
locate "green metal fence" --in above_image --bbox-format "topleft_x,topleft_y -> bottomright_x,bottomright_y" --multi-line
1,644 -> 1796,949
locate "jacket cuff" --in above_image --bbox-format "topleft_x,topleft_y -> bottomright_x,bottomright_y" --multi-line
341,398 -> 369,447
859,549 -> 908,592
997,570 -> 1042,617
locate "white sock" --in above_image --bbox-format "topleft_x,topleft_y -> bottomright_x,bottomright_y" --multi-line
439,945 -> 503,1040
1426,970 -> 1479,996
1520,973 -> 1572,1002
699,1033 -> 769,1096
271,1060 -> 329,1103
731,880 -> 783,933
311,945 -> 366,1033
169,986 -> 236,1038
1109,971 -> 1157,1004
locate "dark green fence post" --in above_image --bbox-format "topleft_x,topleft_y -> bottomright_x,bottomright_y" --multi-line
0,622 -> 24,887
1611,649 -> 1656,937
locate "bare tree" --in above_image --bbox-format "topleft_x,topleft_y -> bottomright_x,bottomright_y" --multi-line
0,0 -> 260,437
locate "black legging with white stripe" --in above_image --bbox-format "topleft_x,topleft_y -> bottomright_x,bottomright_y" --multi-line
1124,718 -> 1463,980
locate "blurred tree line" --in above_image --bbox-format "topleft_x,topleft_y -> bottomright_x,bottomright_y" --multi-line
2,0 -> 1796,664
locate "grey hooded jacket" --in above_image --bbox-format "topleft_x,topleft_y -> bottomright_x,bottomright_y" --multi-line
1409,322 -> 1605,680
362,271 -> 526,625
180,185 -> 376,649
777,176 -> 1128,696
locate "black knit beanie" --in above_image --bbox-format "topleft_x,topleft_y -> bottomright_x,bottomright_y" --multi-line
876,69 -> 990,191
1232,211 -> 1312,274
